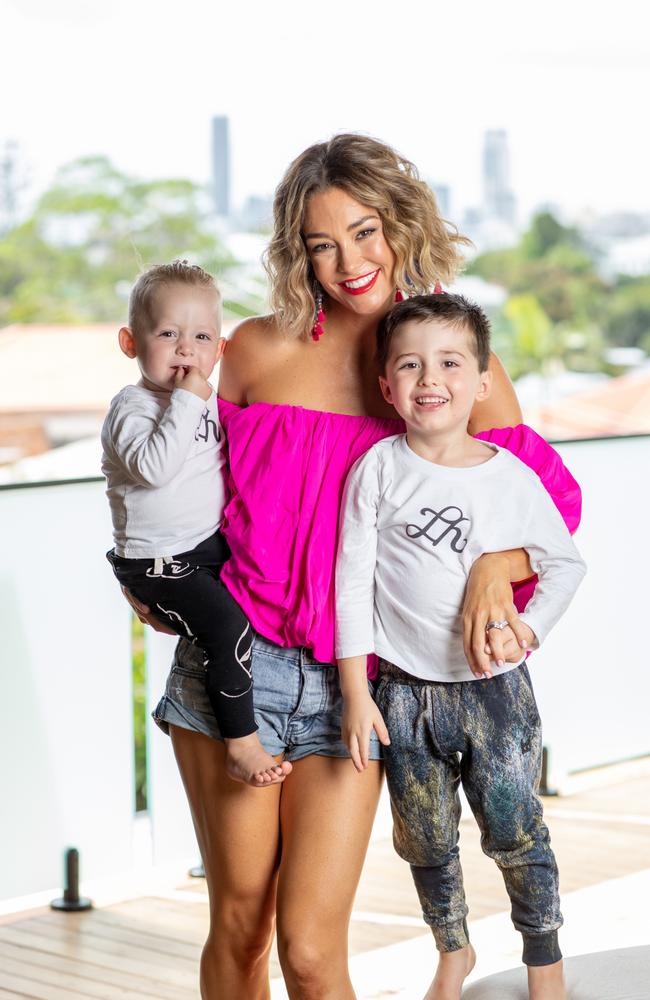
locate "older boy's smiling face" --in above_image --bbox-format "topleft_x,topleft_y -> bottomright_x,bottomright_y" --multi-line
379,318 -> 492,436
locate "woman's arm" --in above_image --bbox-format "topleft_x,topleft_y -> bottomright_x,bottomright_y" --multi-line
465,425 -> 583,674
468,351 -> 522,435
464,354 -> 530,672
462,554 -> 533,675
470,353 -> 534,578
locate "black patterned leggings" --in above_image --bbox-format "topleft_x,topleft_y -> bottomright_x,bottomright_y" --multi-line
108,531 -> 255,739
376,661 -> 562,967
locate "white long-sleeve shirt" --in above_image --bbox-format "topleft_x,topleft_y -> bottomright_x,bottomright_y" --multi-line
101,384 -> 226,558
335,434 -> 586,682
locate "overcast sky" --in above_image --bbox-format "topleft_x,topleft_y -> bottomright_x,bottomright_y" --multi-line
4,0 -> 649,224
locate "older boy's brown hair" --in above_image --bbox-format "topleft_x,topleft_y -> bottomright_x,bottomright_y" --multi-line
376,293 -> 491,374
128,260 -> 220,335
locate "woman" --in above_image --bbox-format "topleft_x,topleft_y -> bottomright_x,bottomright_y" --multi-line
133,134 -> 579,999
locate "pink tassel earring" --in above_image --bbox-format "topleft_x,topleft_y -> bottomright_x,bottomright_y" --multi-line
394,288 -> 404,303
434,281 -> 443,294
312,289 -> 326,341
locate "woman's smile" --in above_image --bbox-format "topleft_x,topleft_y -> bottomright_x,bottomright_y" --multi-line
338,269 -> 380,295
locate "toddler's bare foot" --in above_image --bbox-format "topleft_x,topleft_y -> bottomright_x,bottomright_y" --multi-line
528,960 -> 567,1000
224,734 -> 292,787
423,943 -> 476,1000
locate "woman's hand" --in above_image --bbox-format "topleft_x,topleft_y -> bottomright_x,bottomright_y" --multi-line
341,689 -> 391,772
121,586 -> 176,635
482,621 -> 536,671
462,553 -> 531,678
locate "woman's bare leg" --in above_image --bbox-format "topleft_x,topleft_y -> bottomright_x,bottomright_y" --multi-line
170,725 -> 282,1000
275,755 -> 383,1000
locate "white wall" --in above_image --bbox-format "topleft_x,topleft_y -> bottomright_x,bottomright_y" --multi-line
2,435 -> 649,899
146,630 -> 198,868
0,480 -> 135,899
530,436 -> 650,784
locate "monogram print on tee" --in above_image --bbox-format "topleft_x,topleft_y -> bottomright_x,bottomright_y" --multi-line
195,407 -> 220,443
406,506 -> 470,553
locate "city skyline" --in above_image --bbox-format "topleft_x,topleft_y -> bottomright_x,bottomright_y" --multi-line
3,0 -> 650,224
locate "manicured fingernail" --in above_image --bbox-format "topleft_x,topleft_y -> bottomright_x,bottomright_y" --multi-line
520,640 -> 528,648
497,659 -> 505,667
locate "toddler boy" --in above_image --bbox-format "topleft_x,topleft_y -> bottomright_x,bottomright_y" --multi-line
102,261 -> 290,787
335,293 -> 586,999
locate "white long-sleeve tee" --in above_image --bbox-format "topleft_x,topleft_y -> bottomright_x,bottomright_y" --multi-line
335,434 -> 586,682
101,384 -> 226,558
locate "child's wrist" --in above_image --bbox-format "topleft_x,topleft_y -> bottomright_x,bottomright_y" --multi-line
340,680 -> 372,702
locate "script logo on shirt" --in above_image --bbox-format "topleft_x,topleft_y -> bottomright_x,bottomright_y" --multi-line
195,408 -> 220,444
406,506 -> 470,553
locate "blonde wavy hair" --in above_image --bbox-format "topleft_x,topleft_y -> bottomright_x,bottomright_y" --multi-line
264,133 -> 471,336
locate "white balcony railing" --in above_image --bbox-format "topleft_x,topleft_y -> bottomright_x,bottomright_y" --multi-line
2,434 -> 649,904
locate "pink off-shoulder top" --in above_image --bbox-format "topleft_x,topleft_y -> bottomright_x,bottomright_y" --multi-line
218,399 -> 582,666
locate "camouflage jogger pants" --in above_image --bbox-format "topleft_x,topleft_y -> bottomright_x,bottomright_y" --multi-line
376,660 -> 563,967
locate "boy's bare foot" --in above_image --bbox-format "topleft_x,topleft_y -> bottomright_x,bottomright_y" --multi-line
423,943 -> 476,1000
528,960 -> 567,1000
224,734 -> 292,787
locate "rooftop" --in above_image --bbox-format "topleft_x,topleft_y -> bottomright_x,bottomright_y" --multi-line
0,321 -> 236,415
528,366 -> 650,439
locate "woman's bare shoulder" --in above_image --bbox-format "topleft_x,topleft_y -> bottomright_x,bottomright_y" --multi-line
468,350 -> 522,434
227,314 -> 279,351
219,314 -> 294,403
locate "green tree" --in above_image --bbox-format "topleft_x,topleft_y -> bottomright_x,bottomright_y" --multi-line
520,211 -> 583,259
0,156 -> 261,325
502,294 -> 554,379
467,211 -> 611,375
602,276 -> 650,349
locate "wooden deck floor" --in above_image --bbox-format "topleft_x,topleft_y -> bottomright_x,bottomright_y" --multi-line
1,761 -> 648,999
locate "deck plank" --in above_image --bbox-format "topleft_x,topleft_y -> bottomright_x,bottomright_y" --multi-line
10,919 -> 198,974
1,764 -> 648,998
33,913 -> 201,962
0,927 -> 196,995
0,955 -> 188,1000
0,940 -> 189,1000
0,970 -> 98,1000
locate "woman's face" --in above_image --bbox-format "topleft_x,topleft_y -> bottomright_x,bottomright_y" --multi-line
303,187 -> 396,318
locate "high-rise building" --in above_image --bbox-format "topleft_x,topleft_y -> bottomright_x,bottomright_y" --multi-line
211,116 -> 230,218
483,129 -> 516,226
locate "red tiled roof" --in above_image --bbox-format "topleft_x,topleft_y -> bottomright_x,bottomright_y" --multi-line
0,321 -> 236,414
531,368 -> 650,439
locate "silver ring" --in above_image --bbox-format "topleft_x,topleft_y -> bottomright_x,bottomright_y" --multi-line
485,619 -> 509,632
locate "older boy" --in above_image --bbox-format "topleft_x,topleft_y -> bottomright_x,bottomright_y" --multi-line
335,294 -> 585,999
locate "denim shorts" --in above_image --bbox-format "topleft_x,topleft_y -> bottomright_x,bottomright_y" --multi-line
153,634 -> 382,762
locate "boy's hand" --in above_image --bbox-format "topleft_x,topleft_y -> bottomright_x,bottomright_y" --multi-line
485,621 -> 536,663
174,365 -> 212,401
342,689 -> 391,773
